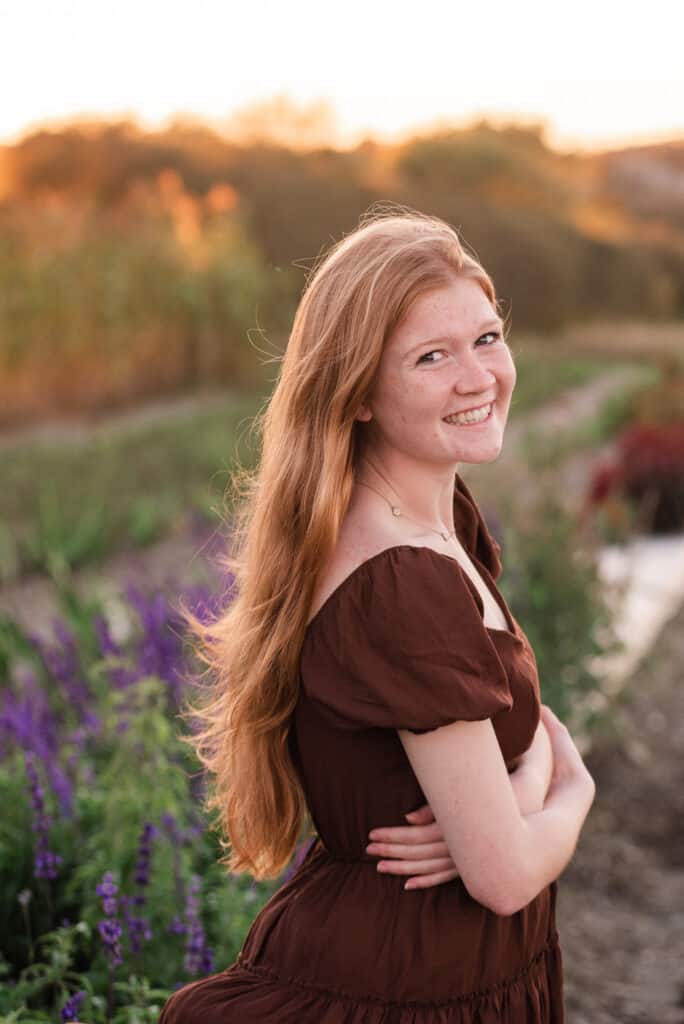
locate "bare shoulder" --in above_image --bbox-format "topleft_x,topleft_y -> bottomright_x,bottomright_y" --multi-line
307,497 -> 406,624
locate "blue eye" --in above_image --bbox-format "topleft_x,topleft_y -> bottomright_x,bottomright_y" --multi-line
417,332 -> 501,365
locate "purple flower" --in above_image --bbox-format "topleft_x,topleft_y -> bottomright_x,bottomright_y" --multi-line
125,584 -> 186,701
93,614 -> 120,657
96,871 -> 123,968
121,895 -> 152,954
179,583 -> 230,627
182,875 -> 214,977
161,812 -> 178,838
1,672 -> 57,760
96,873 -> 118,916
1,671 -> 75,816
98,917 -> 123,957
93,613 -> 137,689
24,752 -> 62,881
60,989 -> 86,1022
30,620 -> 91,709
122,821 -> 157,954
133,821 -> 157,889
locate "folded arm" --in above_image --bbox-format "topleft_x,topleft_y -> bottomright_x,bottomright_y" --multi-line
366,718 -> 554,889
507,717 -> 554,815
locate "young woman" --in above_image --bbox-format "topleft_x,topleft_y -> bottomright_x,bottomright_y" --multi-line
159,207 -> 596,1023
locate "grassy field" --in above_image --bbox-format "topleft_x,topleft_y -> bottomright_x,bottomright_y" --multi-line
0,389 -> 265,581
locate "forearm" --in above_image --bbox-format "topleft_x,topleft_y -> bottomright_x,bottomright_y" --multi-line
508,720 -> 553,816
514,781 -> 595,911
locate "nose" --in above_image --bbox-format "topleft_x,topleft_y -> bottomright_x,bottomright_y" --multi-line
453,353 -> 495,394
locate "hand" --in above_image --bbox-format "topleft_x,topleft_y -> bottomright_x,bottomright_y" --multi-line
366,804 -> 459,890
539,704 -> 595,802
516,715 -> 554,801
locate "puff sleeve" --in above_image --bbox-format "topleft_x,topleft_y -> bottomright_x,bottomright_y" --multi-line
301,546 -> 513,734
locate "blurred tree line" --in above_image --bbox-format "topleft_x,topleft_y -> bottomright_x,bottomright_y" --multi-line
0,116 -> 682,426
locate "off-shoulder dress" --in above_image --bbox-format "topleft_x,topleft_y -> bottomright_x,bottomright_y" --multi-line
159,472 -> 564,1023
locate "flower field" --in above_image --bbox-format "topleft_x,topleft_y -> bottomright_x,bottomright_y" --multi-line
0,577 -> 311,1023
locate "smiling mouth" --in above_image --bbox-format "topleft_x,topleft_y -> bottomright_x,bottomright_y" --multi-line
442,402 -> 493,426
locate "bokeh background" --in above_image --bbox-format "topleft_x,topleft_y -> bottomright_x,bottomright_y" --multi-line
1,3 -> 683,1021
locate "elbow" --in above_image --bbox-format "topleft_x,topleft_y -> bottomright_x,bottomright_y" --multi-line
468,870 -> 537,918
489,891 -> 534,917
473,887 -> 531,917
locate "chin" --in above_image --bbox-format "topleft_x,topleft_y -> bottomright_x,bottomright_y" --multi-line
458,442 -> 504,464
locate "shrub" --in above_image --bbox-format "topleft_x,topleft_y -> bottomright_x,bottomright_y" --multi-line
586,422 -> 684,537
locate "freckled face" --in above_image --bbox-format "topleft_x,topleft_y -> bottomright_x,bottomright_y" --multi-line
359,276 -> 517,465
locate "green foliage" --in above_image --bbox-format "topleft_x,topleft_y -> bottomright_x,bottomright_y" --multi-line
27,494 -> 109,575
125,499 -> 168,548
497,483 -> 623,730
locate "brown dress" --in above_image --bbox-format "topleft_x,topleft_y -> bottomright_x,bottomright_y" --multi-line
159,473 -> 564,1023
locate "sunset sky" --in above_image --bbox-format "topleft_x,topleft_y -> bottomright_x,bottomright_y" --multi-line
1,0 -> 682,152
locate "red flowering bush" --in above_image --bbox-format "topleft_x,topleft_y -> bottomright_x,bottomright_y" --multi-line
586,423 -> 684,535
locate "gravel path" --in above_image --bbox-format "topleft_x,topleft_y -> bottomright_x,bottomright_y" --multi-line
559,599 -> 684,1023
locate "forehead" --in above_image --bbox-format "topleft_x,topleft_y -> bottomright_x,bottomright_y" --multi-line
390,277 -> 499,350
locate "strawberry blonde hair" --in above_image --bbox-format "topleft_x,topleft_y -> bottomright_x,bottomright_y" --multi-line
180,203 -> 506,878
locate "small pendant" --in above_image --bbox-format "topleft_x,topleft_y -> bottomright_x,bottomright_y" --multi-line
391,506 -> 402,517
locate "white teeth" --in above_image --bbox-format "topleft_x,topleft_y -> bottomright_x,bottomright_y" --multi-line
443,403 -> 492,425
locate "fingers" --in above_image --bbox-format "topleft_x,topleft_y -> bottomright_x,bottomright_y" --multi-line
540,704 -> 568,734
404,804 -> 435,825
368,823 -> 442,845
404,868 -> 461,890
367,839 -> 448,860
375,856 -> 455,876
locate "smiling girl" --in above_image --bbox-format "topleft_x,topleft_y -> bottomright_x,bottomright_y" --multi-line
159,206 -> 595,1023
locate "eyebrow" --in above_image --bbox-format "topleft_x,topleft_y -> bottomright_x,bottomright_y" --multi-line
407,318 -> 504,356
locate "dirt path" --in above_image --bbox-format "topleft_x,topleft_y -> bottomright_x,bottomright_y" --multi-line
558,599 -> 684,1023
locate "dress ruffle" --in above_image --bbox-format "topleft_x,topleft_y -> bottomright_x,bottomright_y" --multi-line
159,931 -> 564,1023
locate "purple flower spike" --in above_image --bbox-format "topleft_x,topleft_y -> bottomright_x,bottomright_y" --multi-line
122,894 -> 152,954
182,875 -> 214,977
1,671 -> 58,760
133,821 -> 157,887
96,871 -> 123,968
96,872 -> 118,915
125,584 -> 185,697
93,614 -> 120,657
122,821 -> 157,954
60,989 -> 86,1022
24,752 -> 62,881
32,620 -> 91,709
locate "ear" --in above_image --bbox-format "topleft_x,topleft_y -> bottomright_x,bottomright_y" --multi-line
355,404 -> 373,423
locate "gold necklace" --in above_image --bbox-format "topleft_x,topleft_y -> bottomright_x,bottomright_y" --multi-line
356,472 -> 457,544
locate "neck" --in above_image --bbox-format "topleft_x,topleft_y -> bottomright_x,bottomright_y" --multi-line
355,450 -> 460,536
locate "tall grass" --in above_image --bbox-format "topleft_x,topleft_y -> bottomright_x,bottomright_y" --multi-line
0,181 -> 288,427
